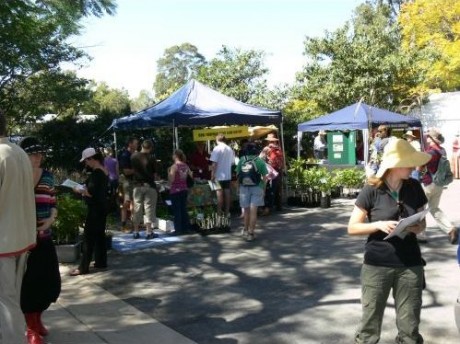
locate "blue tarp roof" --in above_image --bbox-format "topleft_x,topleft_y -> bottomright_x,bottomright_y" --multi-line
110,79 -> 282,131
297,102 -> 421,132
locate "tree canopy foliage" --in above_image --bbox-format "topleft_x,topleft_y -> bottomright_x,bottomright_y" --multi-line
197,46 -> 269,104
154,43 -> 206,100
0,0 -> 116,119
294,2 -> 422,117
399,0 -> 460,91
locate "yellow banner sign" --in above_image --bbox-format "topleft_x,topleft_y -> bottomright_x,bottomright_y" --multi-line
193,126 -> 249,141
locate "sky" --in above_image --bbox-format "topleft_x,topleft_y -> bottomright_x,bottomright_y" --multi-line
70,0 -> 363,98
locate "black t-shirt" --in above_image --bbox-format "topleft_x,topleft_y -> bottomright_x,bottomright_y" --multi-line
84,168 -> 109,211
131,152 -> 156,187
355,178 -> 428,267
118,149 -> 133,177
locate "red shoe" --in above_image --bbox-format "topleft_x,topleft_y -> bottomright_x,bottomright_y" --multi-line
36,312 -> 48,336
26,328 -> 43,344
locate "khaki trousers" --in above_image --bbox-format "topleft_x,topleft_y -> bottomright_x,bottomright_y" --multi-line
421,183 -> 453,234
0,253 -> 28,344
355,264 -> 424,344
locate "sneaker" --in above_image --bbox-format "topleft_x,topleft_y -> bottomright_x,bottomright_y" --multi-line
448,228 -> 459,245
145,233 -> 158,240
133,232 -> 140,239
246,232 -> 256,242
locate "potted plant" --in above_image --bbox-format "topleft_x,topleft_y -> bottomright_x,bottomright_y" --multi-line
53,193 -> 86,263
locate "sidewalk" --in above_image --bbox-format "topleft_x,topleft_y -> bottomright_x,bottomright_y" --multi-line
43,180 -> 460,344
44,267 -> 197,344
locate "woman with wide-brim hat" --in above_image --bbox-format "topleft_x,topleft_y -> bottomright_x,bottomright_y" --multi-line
348,138 -> 431,343
19,137 -> 61,344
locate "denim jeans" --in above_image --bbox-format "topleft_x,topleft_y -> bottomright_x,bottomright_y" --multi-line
355,264 -> 424,344
170,190 -> 190,234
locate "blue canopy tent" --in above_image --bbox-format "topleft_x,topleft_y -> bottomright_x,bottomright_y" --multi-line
109,79 -> 283,151
296,102 -> 422,164
110,79 -> 281,128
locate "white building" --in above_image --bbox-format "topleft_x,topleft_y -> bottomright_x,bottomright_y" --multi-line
419,91 -> 460,158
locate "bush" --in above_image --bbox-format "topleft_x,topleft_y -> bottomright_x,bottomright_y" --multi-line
53,193 -> 86,244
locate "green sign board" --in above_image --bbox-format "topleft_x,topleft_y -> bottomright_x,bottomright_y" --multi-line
327,131 -> 356,165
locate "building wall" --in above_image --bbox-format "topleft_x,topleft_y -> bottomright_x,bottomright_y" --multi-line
420,91 -> 460,158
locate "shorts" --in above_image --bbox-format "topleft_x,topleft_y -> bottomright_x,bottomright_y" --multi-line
239,186 -> 264,208
121,178 -> 133,202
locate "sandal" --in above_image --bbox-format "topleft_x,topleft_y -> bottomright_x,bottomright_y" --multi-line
69,269 -> 84,276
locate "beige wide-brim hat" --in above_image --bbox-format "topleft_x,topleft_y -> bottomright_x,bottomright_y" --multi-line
376,139 -> 431,178
265,133 -> 279,141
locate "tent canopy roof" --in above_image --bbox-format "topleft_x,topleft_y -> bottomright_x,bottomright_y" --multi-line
297,102 -> 421,132
110,79 -> 282,131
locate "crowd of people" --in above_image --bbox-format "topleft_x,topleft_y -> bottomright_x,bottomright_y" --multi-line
2,101 -> 460,343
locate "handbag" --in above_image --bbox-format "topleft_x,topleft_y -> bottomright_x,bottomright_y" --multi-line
186,173 -> 195,188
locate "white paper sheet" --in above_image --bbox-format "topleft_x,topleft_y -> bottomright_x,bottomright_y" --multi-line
61,178 -> 85,191
384,208 -> 430,240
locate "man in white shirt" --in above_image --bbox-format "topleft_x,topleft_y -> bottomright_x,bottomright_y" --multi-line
313,130 -> 327,159
0,111 -> 36,344
210,134 -> 235,216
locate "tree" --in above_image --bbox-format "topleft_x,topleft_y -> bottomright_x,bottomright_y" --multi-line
154,43 -> 206,99
131,89 -> 155,112
6,71 -> 91,132
294,2 -> 423,117
0,0 -> 116,120
399,0 -> 460,91
83,81 -> 131,116
197,46 -> 269,103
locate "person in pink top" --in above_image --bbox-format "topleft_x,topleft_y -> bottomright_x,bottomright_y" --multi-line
168,149 -> 193,235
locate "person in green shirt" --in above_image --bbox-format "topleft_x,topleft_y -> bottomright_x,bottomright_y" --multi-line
236,143 -> 268,241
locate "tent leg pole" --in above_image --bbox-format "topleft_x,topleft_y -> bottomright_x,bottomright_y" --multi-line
113,131 -> 118,158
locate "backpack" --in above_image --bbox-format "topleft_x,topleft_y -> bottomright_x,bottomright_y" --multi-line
432,152 -> 453,187
268,146 -> 284,171
239,156 -> 261,186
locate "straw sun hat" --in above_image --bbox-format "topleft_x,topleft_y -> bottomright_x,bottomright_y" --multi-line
265,133 -> 279,141
376,139 -> 431,178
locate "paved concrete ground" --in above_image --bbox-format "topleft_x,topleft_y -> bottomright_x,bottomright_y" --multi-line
45,181 -> 460,344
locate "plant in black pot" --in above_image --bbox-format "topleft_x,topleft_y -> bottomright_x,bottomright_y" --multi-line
53,193 -> 86,263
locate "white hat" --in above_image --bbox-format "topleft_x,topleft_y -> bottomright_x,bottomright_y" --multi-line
376,139 -> 431,178
80,147 -> 96,162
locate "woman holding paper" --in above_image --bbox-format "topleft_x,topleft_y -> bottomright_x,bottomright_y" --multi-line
347,139 -> 431,344
70,148 -> 109,276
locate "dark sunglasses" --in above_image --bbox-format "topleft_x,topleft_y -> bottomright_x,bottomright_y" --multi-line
397,201 -> 408,219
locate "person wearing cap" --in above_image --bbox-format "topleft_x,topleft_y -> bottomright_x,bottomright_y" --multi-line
70,148 -> 109,276
263,132 -> 284,213
210,133 -> 235,216
418,129 -> 458,244
236,143 -> 268,241
403,130 -> 422,180
348,139 -> 431,344
313,130 -> 327,159
0,113 -> 36,344
19,137 -> 61,344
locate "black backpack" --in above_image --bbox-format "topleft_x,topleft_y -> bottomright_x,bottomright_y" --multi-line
239,156 -> 261,186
